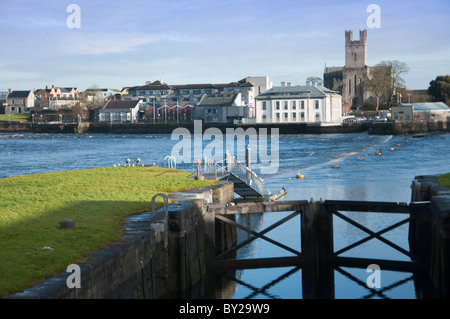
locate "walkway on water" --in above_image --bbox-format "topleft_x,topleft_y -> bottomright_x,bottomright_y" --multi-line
203,151 -> 264,200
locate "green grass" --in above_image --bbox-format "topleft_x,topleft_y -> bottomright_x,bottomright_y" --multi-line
0,167 -> 218,297
0,114 -> 31,122
437,173 -> 450,188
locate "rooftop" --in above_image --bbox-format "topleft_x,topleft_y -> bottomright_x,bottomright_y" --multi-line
102,100 -> 140,110
399,102 -> 450,111
7,90 -> 32,98
256,85 -> 340,99
197,93 -> 240,106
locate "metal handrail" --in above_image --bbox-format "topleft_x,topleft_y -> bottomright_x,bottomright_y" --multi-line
204,156 -> 263,196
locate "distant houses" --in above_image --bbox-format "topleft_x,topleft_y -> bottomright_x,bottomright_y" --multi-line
120,76 -> 272,117
1,76 -> 348,125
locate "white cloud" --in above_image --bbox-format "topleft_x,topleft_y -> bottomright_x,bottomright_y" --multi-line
60,32 -> 159,55
60,31 -> 201,56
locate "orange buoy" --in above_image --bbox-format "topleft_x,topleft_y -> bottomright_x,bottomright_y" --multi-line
357,158 -> 364,161
389,148 -> 395,151
332,165 -> 339,168
375,152 -> 382,155
396,144 -> 401,147
296,174 -> 304,179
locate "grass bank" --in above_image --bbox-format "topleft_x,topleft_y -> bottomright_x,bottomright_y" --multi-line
0,114 -> 30,123
437,172 -> 450,188
0,166 -> 218,297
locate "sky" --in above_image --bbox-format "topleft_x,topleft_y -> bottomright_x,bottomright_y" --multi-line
0,0 -> 449,92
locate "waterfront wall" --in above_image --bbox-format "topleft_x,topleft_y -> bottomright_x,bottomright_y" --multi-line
369,119 -> 450,135
0,121 -> 368,135
8,182 -> 235,299
410,175 -> 450,298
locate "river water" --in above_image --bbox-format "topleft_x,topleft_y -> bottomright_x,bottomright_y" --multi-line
1,131 -> 449,299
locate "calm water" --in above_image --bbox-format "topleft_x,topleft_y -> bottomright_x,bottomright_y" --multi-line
1,131 -> 449,299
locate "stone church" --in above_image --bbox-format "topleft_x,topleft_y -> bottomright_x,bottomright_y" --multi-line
324,30 -> 378,109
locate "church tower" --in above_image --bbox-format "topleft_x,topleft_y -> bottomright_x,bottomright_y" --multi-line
345,30 -> 367,68
323,29 -> 372,109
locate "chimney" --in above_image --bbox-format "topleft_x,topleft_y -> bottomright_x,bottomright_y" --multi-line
281,82 -> 286,87
287,82 -> 292,87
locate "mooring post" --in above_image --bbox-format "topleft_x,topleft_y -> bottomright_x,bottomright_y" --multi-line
301,201 -> 335,299
225,151 -> 231,172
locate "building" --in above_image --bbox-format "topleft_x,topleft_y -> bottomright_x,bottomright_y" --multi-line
192,93 -> 246,123
5,89 -> 35,114
391,102 -> 450,121
120,76 -> 272,118
34,85 -> 80,110
254,82 -> 342,124
0,91 -> 7,113
323,30 -> 390,109
97,100 -> 141,123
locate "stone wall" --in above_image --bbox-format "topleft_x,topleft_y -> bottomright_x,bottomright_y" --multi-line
410,175 -> 450,298
8,182 -> 235,299
369,119 -> 450,135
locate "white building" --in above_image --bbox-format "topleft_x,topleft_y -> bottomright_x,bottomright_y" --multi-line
255,83 -> 342,124
392,103 -> 450,121
97,100 -> 140,123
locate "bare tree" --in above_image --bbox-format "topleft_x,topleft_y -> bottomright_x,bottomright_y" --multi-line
378,60 -> 410,105
362,65 -> 391,111
83,84 -> 105,110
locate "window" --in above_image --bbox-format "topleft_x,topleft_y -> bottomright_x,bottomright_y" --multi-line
315,113 -> 320,123
276,101 -> 280,110
301,101 -> 305,109
275,113 -> 280,122
262,115 -> 267,123
292,113 -> 297,121
314,100 -> 319,109
292,101 -> 297,109
193,89 -> 201,95
160,90 -> 168,95
205,89 -> 212,94
262,101 -> 266,110
182,90 -> 190,95
300,112 -> 305,121
283,101 -> 288,110
284,113 -> 288,121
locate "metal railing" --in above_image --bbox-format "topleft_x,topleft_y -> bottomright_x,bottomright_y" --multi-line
204,155 -> 264,196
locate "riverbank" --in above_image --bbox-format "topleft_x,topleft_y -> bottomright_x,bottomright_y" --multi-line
1,119 -> 449,135
0,166 -> 218,297
0,121 -> 370,135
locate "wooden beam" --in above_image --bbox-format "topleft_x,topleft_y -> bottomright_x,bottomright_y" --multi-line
207,200 -> 308,215
324,200 -> 411,213
211,256 -> 307,270
335,256 -> 423,272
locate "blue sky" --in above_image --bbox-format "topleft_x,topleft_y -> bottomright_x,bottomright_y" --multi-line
1,0 -> 449,91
